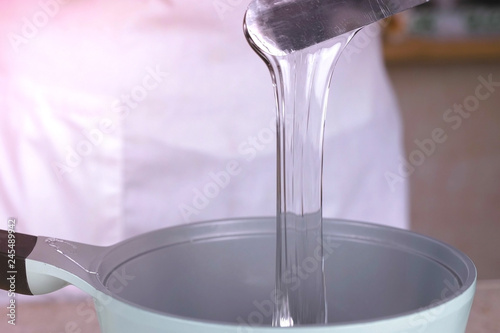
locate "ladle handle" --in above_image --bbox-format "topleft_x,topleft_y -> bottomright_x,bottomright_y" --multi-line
0,228 -> 38,295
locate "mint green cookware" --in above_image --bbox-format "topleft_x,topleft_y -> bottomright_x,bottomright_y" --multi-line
1,218 -> 476,333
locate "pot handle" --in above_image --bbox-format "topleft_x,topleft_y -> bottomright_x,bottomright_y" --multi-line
0,229 -> 37,295
1,228 -> 106,296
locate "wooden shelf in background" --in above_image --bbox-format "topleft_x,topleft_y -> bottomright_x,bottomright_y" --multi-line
384,38 -> 500,64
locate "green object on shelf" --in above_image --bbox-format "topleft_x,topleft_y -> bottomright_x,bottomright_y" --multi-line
409,6 -> 500,37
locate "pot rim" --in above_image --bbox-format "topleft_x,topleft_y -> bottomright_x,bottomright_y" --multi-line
92,217 -> 477,329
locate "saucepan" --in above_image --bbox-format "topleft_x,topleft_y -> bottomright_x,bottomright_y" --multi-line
1,218 -> 476,332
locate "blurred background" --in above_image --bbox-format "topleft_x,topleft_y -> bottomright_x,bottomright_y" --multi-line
0,0 -> 499,332
383,0 -> 500,280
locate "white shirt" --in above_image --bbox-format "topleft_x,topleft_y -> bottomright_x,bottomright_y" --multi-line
0,0 -> 408,249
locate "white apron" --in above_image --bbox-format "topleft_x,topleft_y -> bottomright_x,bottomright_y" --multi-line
0,0 -> 408,302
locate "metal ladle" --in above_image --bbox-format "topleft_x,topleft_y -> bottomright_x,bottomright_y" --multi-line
244,0 -> 429,57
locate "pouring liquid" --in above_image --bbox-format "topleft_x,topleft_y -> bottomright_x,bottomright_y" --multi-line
266,32 -> 359,326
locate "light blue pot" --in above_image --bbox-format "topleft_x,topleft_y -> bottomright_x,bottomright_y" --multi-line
22,218 -> 476,333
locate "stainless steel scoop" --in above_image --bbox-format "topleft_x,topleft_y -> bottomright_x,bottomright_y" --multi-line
244,0 -> 429,57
